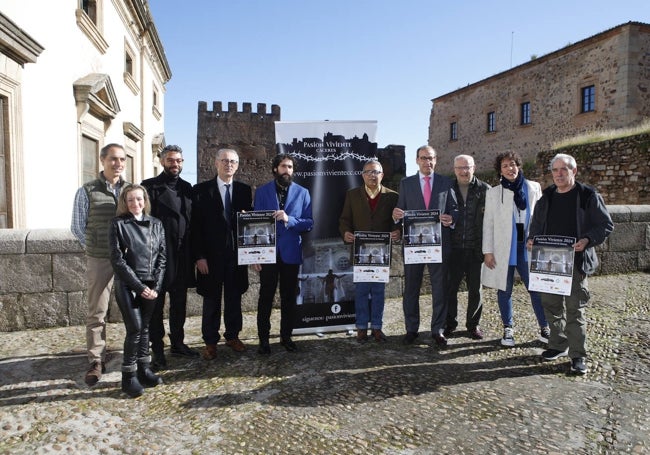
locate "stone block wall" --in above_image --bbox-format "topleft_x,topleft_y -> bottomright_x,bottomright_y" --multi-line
536,133 -> 650,204
1,206 -> 648,331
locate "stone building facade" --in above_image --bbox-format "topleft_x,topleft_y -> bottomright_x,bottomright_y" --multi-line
429,22 -> 650,174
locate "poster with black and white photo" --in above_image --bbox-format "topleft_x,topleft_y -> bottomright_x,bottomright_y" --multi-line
353,231 -> 391,283
402,209 -> 442,264
237,211 -> 276,265
529,235 -> 576,296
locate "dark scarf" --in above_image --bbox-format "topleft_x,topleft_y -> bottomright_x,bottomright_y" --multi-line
500,170 -> 527,211
161,171 -> 179,190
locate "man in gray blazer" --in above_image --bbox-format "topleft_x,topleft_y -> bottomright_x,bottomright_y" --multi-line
392,146 -> 458,347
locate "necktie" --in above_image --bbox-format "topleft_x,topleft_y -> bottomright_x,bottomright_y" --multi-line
224,183 -> 232,223
423,176 -> 431,209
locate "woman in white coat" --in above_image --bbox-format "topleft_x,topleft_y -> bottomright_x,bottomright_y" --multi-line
482,151 -> 549,347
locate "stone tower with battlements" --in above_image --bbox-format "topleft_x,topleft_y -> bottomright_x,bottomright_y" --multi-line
197,101 -> 281,189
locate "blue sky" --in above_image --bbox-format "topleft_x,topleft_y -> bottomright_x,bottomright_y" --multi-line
149,0 -> 649,184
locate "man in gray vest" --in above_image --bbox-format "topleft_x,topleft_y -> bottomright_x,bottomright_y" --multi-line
71,143 -> 128,386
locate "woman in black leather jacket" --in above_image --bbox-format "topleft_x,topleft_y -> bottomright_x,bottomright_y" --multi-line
109,184 -> 166,398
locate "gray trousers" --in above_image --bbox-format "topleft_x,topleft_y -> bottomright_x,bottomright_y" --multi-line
541,268 -> 589,358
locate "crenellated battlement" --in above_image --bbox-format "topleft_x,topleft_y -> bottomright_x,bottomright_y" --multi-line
198,101 -> 281,119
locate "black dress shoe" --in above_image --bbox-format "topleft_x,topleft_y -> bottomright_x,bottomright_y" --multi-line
432,333 -> 448,347
152,349 -> 167,371
402,332 -> 418,345
280,337 -> 298,352
170,343 -> 200,358
257,340 -> 271,355
443,326 -> 456,337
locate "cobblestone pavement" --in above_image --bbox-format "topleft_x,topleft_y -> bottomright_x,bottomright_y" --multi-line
0,273 -> 648,454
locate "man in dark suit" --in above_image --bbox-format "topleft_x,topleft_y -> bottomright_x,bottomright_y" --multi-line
191,148 -> 253,360
141,145 -> 198,369
339,159 -> 400,343
392,145 -> 458,347
252,153 -> 313,354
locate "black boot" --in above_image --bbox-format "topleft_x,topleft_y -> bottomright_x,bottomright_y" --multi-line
137,360 -> 163,388
121,371 -> 144,398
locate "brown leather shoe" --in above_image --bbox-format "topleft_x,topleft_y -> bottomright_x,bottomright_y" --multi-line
372,329 -> 387,342
225,338 -> 247,352
85,361 -> 102,386
202,344 -> 217,360
356,329 -> 368,343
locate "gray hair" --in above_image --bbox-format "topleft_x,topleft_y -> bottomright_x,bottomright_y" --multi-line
160,144 -> 183,160
363,159 -> 383,172
216,148 -> 239,160
454,154 -> 475,166
550,153 -> 577,170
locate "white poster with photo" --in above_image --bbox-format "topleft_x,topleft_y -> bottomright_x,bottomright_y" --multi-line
237,211 -> 276,265
529,235 -> 576,296
353,231 -> 391,283
402,210 -> 442,264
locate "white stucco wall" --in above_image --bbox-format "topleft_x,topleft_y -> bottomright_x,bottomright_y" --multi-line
1,0 -> 167,229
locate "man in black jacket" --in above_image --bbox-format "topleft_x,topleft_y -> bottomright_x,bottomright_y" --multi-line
527,153 -> 613,375
191,149 -> 253,360
445,154 -> 490,340
142,145 -> 198,369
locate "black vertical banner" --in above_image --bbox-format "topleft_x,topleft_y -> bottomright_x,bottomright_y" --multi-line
275,121 -> 377,333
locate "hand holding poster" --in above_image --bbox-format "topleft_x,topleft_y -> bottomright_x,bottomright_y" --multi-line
402,210 -> 442,264
353,231 -> 391,283
237,211 -> 276,265
529,235 -> 576,295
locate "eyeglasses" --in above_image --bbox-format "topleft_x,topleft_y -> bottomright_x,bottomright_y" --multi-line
220,159 -> 239,165
418,156 -> 436,161
362,170 -> 382,176
165,158 -> 184,164
454,166 -> 474,171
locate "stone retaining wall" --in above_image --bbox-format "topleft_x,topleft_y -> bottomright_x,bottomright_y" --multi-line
1,204 -> 648,332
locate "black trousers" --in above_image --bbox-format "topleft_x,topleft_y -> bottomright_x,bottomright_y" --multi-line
149,286 -> 188,350
201,257 -> 242,344
257,257 -> 299,341
115,279 -> 156,370
446,248 -> 483,331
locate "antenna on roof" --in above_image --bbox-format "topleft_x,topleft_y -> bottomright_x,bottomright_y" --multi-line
510,31 -> 514,68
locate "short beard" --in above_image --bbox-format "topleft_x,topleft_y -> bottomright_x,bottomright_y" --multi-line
275,173 -> 293,187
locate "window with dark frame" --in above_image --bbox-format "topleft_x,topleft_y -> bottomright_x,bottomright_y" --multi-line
81,0 -> 97,24
450,122 -> 457,141
125,51 -> 133,76
487,111 -> 496,133
520,102 -> 531,125
581,85 -> 595,113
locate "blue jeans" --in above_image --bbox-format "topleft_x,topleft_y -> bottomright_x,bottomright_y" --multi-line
497,242 -> 547,328
354,282 -> 386,330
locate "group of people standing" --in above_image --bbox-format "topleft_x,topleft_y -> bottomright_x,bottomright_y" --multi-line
72,144 -> 312,397
71,142 -> 612,398
339,145 -> 613,378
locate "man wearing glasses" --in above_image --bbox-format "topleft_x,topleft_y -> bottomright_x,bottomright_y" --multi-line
444,154 -> 490,340
191,149 -> 253,360
142,145 -> 198,369
339,159 -> 400,343
392,145 -> 457,347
